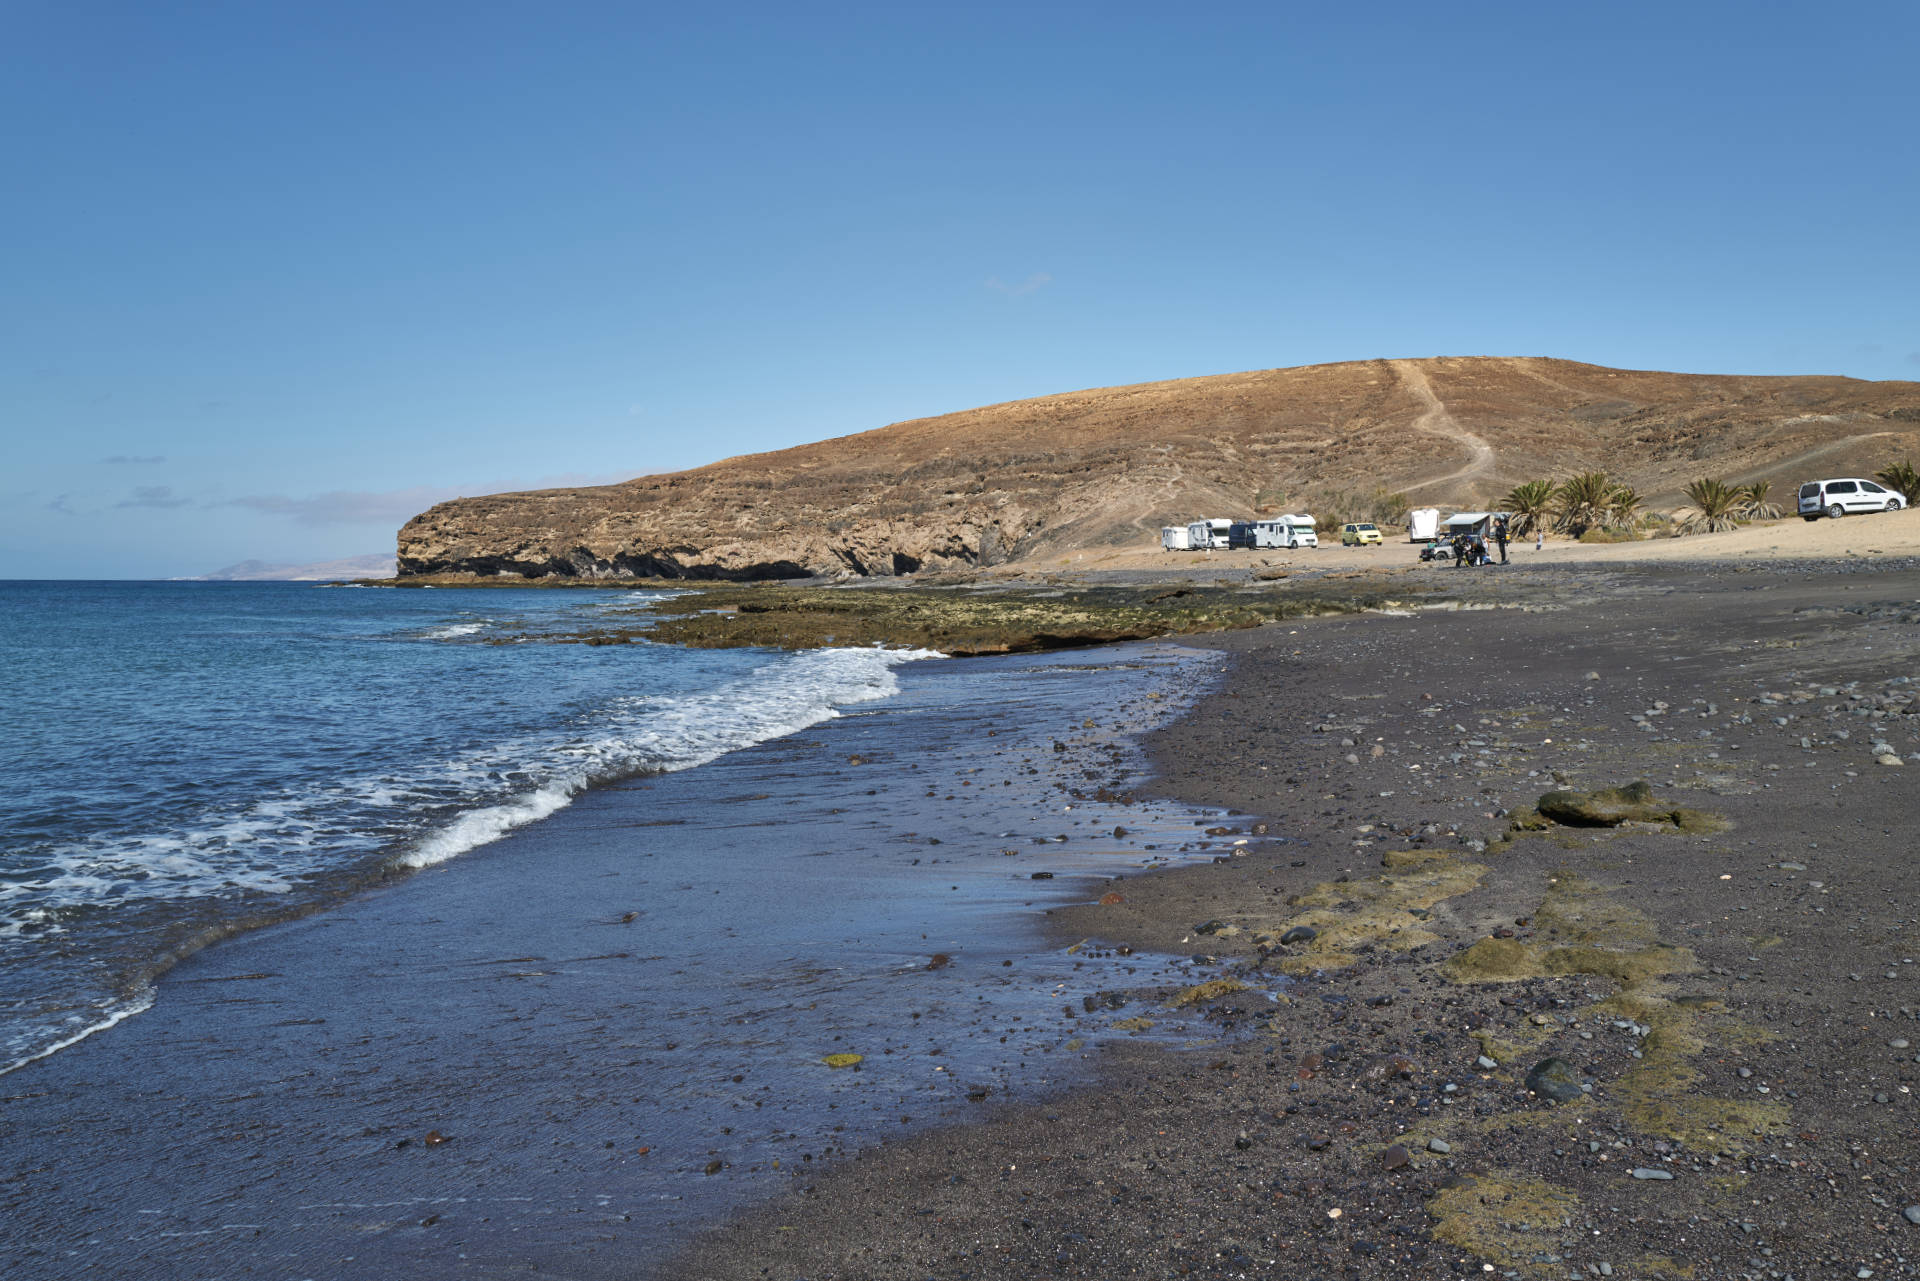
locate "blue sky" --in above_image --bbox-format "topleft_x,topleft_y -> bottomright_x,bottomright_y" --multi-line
5,1 -> 1916,577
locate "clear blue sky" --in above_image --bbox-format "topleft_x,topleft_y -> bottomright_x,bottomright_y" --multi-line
5,1 -> 1916,577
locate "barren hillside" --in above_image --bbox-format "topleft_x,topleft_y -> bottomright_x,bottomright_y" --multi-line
396,356 -> 1920,579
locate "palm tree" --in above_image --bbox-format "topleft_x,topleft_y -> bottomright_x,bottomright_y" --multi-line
1500,479 -> 1558,536
1553,472 -> 1619,536
1607,486 -> 1643,529
1739,481 -> 1782,520
1677,477 -> 1745,533
1876,460 -> 1920,505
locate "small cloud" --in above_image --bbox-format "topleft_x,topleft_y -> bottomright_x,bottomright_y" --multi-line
47,493 -> 76,515
222,474 -> 639,528
223,486 -> 464,526
985,272 -> 1052,297
117,485 -> 191,509
101,454 -> 167,464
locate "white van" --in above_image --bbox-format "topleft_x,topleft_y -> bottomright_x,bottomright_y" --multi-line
1407,508 -> 1441,542
1186,518 -> 1233,549
1160,525 -> 1194,551
1252,515 -> 1318,549
1798,478 -> 1908,520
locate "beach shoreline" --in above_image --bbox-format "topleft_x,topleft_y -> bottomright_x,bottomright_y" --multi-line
0,641 -> 1261,1279
672,555 -> 1920,1280
7,556 -> 1919,1279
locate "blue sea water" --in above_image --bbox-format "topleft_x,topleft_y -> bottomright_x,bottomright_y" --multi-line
0,581 -> 936,1072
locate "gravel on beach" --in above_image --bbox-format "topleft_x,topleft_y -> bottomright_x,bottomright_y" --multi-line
674,560 -> 1920,1281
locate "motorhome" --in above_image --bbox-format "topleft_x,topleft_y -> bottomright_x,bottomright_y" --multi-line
1160,525 -> 1194,551
1407,508 -> 1441,542
1251,515 -> 1318,549
1186,518 -> 1233,549
1227,521 -> 1258,549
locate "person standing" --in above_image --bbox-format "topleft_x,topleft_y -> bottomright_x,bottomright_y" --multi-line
1494,516 -> 1510,564
1535,523 -> 1544,552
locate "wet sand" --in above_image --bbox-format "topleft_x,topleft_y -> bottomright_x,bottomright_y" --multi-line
677,558 -> 1920,1279
0,645 -> 1260,1279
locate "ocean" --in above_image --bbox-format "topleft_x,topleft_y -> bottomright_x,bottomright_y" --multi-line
0,581 -> 1263,1274
0,581 -> 941,1074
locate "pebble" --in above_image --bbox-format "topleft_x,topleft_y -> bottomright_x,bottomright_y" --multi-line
1892,1039 -> 1911,1050
1280,926 -> 1318,944
1427,1138 -> 1451,1154
1475,1055 -> 1498,1070
1630,1167 -> 1674,1180
1380,1143 -> 1410,1170
1902,1205 -> 1920,1225
1878,755 -> 1904,767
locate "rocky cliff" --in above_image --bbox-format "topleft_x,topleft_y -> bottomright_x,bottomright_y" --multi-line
396,356 -> 1920,580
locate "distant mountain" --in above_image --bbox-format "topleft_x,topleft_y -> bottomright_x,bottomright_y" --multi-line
396,356 -> 1920,580
186,553 -> 397,581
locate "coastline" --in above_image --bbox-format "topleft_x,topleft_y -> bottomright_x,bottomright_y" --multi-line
672,556 -> 1920,1280
0,641 -> 1260,1278
7,555 -> 1919,1278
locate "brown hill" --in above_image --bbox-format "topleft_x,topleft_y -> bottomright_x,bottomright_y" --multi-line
395,356 -> 1920,579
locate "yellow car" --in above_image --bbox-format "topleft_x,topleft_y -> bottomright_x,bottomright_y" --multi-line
1341,522 -> 1384,546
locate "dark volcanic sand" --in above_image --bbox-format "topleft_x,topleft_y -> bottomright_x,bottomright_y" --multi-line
677,561 -> 1920,1281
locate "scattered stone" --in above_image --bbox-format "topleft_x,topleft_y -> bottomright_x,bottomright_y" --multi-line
1380,1143 -> 1410,1170
1536,780 -> 1716,829
822,1053 -> 864,1069
1902,1205 -> 1920,1225
1279,926 -> 1318,945
1629,1167 -> 1674,1180
1524,1058 -> 1585,1103
1427,1138 -> 1451,1154
1475,1055 -> 1499,1071
1878,754 -> 1904,767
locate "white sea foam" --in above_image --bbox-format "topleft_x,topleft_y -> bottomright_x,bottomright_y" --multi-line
422,622 -> 487,640
3,645 -> 943,922
397,645 -> 940,868
0,989 -> 154,1077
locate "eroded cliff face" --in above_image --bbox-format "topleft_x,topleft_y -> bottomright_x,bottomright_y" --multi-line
396,357 -> 1920,580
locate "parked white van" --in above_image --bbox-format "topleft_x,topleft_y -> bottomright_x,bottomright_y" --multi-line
1252,515 -> 1318,549
1186,518 -> 1234,549
1798,478 -> 1908,520
1407,508 -> 1441,542
1160,525 -> 1194,551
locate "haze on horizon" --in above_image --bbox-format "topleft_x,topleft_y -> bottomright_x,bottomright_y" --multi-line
3,0 -> 1916,579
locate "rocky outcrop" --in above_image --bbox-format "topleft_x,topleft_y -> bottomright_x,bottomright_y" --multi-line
396,357 -> 1920,580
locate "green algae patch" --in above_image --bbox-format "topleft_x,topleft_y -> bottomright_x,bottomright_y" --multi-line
1446,869 -> 1784,1153
1264,852 -> 1486,974
512,579 -> 1415,655
1448,936 -> 1546,982
1167,978 -> 1247,1008
821,1053 -> 864,1069
1111,1016 -> 1156,1032
1429,1172 -> 1581,1273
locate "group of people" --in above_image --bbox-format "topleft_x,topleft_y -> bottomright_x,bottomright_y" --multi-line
1449,515 -> 1511,567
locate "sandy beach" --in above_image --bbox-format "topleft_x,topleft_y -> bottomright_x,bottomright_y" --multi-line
678,553 -> 1920,1280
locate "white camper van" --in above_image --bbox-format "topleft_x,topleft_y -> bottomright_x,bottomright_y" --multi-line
1186,518 -> 1233,549
1407,508 -> 1441,543
1160,525 -> 1194,551
1252,515 -> 1318,549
